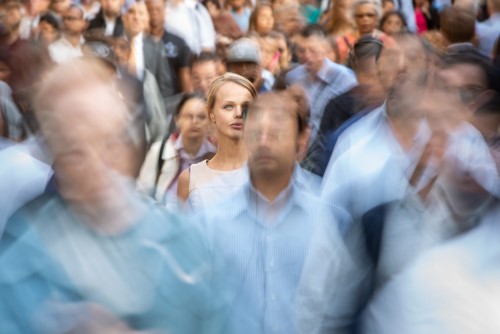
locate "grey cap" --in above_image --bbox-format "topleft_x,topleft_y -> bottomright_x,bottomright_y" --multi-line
225,38 -> 260,64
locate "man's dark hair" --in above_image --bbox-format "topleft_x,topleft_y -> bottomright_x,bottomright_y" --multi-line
346,35 -> 384,69
189,51 -> 219,69
39,13 -> 60,31
174,92 -> 205,117
301,23 -> 327,39
440,6 -> 475,44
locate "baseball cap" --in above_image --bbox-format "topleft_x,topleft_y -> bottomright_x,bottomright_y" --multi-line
225,38 -> 260,64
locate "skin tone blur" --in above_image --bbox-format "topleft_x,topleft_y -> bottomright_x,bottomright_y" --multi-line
62,7 -> 87,45
176,97 -> 210,155
191,60 -> 219,96
299,34 -> 328,77
255,6 -> 274,36
244,99 -> 306,201
381,13 -> 405,35
101,0 -> 122,19
354,3 -> 378,35
123,2 -> 148,38
38,20 -> 59,45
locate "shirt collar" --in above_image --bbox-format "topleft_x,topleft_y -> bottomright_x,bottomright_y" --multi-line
173,135 -> 216,160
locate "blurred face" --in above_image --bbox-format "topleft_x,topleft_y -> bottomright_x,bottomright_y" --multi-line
63,7 -> 87,35
0,3 -> 22,31
39,21 -> 59,45
256,6 -> 274,35
382,14 -> 404,35
438,64 -> 488,111
145,0 -> 163,29
245,105 -> 299,177
176,98 -> 209,140
123,2 -> 148,36
191,60 -> 218,96
102,0 -> 122,17
230,0 -> 245,10
226,62 -> 262,88
209,81 -> 253,140
51,0 -> 71,15
300,35 -> 327,75
354,3 -> 378,35
113,38 -> 131,65
0,61 -> 10,82
40,83 -> 135,202
30,0 -> 51,16
382,0 -> 394,13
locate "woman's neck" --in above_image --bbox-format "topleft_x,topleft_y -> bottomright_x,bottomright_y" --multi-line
208,136 -> 247,170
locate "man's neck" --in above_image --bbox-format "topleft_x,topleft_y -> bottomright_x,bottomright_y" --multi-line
149,25 -> 164,39
64,32 -> 82,47
104,12 -> 118,21
251,170 -> 292,203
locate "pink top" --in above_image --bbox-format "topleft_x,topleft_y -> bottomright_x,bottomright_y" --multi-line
415,9 -> 428,34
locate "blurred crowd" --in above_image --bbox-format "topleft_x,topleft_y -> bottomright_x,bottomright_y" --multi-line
0,0 -> 500,332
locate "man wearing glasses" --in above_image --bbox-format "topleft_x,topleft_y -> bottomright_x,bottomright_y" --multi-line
48,5 -> 87,64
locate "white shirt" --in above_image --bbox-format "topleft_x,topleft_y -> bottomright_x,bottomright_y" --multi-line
130,33 -> 145,80
104,15 -> 116,36
164,0 -> 216,54
48,36 -> 84,64
362,202 -> 500,334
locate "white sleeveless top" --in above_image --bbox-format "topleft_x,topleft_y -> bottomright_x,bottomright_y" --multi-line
188,160 -> 248,212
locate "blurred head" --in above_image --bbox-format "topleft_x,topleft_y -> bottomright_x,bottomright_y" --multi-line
175,93 -> 210,141
112,36 -> 130,65
377,34 -> 429,94
123,1 -> 149,37
29,0 -> 51,16
347,36 -> 385,104
38,13 -> 60,45
0,0 -> 22,33
439,51 -> 498,122
380,10 -> 407,36
206,73 -> 257,140
382,0 -> 394,13
245,89 -> 308,178
352,0 -> 381,35
34,59 -> 145,201
225,38 -> 263,89
145,0 -> 164,29
101,0 -> 123,18
62,5 -> 87,36
50,0 -> 71,16
229,0 -> 245,10
299,24 -> 328,76
249,4 -> 275,36
440,6 -> 475,45
190,52 -> 220,96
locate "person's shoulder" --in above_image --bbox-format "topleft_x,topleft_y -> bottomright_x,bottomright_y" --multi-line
163,31 -> 188,47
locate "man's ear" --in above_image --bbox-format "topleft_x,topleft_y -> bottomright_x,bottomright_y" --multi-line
296,126 -> 310,162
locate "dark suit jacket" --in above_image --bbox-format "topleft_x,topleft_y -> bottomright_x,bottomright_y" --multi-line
143,36 -> 175,99
88,9 -> 124,37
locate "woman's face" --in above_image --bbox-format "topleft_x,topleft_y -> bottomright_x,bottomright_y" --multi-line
177,98 -> 210,141
210,82 -> 253,140
382,14 -> 403,35
354,3 -> 378,35
256,6 -> 274,35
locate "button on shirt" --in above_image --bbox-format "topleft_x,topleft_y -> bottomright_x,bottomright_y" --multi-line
200,174 -> 334,334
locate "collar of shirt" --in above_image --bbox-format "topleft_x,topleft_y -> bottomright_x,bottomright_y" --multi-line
223,167 -> 307,226
172,134 -> 216,162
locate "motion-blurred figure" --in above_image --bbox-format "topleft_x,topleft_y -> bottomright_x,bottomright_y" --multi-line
200,90 -> 349,334
0,58 -> 221,334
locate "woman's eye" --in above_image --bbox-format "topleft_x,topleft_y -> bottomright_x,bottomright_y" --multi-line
224,105 -> 234,110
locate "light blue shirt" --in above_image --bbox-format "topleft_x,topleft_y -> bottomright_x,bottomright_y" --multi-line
285,59 -> 357,146
476,13 -> 500,57
200,172 -> 348,334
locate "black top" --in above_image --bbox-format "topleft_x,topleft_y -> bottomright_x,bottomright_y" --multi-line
160,31 -> 191,94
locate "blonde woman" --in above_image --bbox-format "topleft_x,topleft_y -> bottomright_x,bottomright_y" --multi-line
177,73 -> 257,211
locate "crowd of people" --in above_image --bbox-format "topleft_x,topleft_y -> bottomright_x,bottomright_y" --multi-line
0,0 -> 500,331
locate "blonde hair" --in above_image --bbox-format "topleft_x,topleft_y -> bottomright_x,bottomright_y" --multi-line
206,72 -> 257,115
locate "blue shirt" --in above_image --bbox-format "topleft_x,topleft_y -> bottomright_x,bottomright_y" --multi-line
200,173 -> 347,334
285,59 -> 357,146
